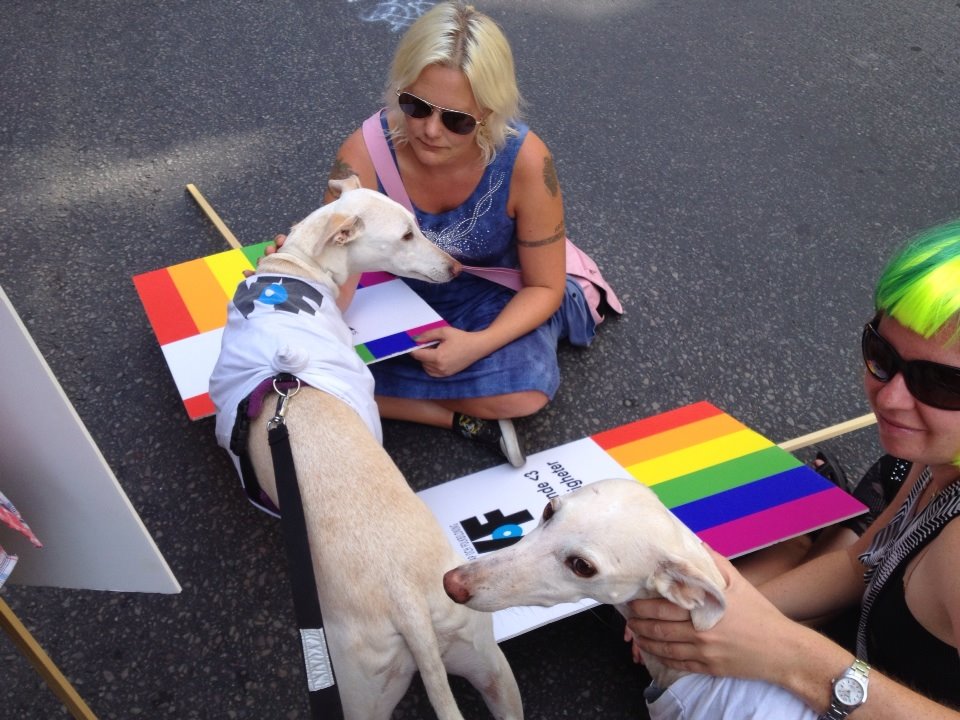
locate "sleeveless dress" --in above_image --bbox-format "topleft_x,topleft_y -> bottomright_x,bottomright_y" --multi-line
369,114 -> 595,401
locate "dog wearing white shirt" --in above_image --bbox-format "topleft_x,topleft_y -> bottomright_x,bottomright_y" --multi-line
209,176 -> 524,720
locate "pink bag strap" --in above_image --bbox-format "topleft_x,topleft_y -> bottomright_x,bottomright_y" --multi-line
361,111 -> 524,291
361,111 -> 415,214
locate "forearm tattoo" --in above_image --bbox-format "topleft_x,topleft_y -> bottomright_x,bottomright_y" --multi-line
518,223 -> 565,248
542,156 -> 560,197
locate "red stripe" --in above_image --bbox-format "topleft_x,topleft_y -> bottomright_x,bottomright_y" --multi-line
591,401 -> 724,449
184,393 -> 216,420
133,269 -> 199,345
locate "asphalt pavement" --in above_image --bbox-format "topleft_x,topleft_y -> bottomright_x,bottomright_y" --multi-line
2,1 -> 959,718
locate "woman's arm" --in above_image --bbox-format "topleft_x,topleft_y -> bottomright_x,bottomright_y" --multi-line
756,546 -> 865,622
626,550 -> 960,719
500,130 -> 567,329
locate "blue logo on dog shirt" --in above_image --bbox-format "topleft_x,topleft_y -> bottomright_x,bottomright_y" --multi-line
259,283 -> 288,305
233,276 -> 325,318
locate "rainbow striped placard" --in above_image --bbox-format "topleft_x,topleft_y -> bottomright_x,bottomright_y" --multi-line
132,244 -> 447,420
419,400 -> 867,640
590,400 -> 867,556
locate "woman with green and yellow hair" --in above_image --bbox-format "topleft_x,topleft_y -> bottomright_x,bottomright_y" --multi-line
626,220 -> 960,717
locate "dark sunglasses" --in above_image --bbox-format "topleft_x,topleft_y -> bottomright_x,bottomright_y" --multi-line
395,90 -> 483,135
861,317 -> 960,410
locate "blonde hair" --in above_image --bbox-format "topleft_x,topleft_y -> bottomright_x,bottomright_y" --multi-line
383,2 -> 521,165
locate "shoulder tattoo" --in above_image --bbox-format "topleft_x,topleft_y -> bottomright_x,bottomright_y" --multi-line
542,156 -> 560,197
518,223 -> 565,248
329,157 -> 356,181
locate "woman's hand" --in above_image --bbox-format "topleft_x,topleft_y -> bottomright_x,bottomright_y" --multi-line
410,326 -> 489,377
625,548 -> 800,682
242,234 -> 285,277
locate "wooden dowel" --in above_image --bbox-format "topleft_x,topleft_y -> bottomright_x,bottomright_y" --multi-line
778,412 -> 877,452
185,183 -> 242,250
0,597 -> 98,720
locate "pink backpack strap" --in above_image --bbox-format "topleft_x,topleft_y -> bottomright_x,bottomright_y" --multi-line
361,110 -> 414,214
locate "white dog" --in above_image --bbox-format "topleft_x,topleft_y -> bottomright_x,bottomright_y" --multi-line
443,478 -> 817,720
209,177 -> 523,720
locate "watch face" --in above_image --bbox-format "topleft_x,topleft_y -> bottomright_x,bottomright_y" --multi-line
835,676 -> 866,706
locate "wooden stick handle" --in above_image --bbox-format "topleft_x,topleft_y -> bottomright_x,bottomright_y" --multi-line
185,183 -> 242,250
1,597 -> 99,719
778,412 -> 877,452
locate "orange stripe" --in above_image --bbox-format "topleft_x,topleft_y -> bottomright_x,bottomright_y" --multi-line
591,401 -> 723,449
167,258 -> 229,332
605,412 -> 748,467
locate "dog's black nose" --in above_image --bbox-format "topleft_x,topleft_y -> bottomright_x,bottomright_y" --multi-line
442,568 -> 472,604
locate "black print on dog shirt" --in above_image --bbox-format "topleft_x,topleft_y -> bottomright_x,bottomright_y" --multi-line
233,276 -> 325,319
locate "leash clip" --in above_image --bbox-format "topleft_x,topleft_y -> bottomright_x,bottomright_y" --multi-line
267,376 -> 301,431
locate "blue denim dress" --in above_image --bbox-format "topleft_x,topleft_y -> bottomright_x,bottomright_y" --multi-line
370,116 -> 594,401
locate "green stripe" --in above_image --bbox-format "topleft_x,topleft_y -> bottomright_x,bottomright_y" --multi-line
240,241 -> 273,266
651,446 -> 802,508
354,344 -> 375,363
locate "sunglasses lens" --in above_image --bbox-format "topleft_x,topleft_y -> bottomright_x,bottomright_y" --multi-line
910,363 -> 960,410
862,325 -> 895,382
397,92 -> 431,118
862,322 -> 960,409
441,111 -> 477,135
397,92 -> 478,135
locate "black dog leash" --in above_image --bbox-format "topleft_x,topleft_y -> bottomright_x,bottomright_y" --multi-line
266,377 -> 344,719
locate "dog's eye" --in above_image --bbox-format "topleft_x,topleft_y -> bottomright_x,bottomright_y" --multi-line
402,230 -> 414,241
565,556 -> 596,578
541,502 -> 555,522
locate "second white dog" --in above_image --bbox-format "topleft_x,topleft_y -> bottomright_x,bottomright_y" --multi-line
443,478 -> 818,720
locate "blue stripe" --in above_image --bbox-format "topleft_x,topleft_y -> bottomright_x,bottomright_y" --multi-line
364,331 -> 416,359
671,466 -> 834,531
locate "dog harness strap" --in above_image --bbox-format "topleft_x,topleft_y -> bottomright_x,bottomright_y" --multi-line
268,390 -> 344,718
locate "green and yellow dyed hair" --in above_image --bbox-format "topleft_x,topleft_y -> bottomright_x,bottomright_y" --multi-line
875,219 -> 960,340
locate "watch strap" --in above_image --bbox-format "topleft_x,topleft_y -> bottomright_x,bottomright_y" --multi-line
817,659 -> 870,720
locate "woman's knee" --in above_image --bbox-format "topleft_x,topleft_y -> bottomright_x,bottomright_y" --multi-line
508,390 -> 549,417
458,390 -> 548,419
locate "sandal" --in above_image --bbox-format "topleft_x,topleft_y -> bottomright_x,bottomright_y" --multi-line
813,448 -> 849,492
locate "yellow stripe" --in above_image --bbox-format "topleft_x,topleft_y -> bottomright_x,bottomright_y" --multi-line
206,248 -> 254,297
626,429 -> 773,486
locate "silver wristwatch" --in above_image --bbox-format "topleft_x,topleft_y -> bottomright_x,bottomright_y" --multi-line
818,658 -> 870,720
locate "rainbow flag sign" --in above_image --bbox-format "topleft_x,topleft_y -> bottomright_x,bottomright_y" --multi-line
133,242 -> 447,420
418,400 -> 867,641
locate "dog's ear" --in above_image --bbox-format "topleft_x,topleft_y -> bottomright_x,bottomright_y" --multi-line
327,175 -> 362,198
650,557 -> 726,631
323,213 -> 364,247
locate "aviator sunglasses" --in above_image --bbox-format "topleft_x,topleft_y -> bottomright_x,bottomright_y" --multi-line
862,316 -> 960,410
396,90 -> 483,135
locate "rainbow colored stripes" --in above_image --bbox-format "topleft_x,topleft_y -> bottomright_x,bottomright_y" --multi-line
133,242 -> 271,347
133,246 -> 447,420
591,401 -> 866,557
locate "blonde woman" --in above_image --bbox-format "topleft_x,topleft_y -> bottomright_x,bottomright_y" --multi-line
324,2 -> 602,467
